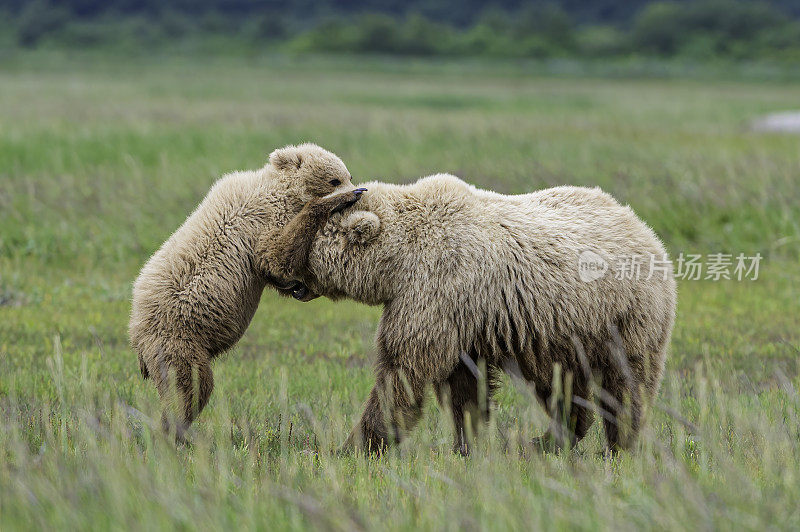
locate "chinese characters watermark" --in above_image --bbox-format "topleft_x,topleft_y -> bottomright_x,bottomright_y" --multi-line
578,250 -> 762,283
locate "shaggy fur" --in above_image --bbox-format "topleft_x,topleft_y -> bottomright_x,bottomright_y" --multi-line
266,174 -> 677,454
129,143 -> 362,440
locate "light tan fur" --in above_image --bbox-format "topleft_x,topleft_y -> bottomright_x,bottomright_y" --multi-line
129,143 -> 361,440
266,174 -> 676,454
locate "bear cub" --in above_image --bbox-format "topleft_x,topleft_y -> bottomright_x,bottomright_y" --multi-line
129,143 -> 364,440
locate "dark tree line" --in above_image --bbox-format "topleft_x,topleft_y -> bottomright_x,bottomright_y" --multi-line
3,0 -> 799,25
2,0 -> 799,59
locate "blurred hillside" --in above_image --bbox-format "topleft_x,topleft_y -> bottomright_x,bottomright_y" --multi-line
1,0 -> 800,61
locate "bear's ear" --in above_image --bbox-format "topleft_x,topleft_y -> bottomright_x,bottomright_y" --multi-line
342,211 -> 380,245
269,145 -> 304,172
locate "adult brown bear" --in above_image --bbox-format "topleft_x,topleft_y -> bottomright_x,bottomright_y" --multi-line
263,174 -> 676,454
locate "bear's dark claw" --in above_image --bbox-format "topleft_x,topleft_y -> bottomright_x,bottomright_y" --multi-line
331,189 -> 366,214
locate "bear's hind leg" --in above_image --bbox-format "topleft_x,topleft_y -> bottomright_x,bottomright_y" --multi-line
152,342 -> 215,443
598,370 -> 643,452
531,375 -> 594,453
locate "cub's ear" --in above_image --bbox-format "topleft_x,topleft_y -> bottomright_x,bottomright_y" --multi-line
342,211 -> 380,245
269,145 -> 303,172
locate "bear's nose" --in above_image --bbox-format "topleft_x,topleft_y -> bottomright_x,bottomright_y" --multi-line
292,285 -> 309,300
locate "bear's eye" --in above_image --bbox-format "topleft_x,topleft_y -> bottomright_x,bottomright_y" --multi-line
329,179 -> 341,186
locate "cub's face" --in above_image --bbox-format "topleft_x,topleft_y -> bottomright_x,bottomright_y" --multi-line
269,143 -> 355,201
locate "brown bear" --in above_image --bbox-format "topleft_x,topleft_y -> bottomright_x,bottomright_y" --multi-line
264,174 -> 676,454
129,143 -> 365,440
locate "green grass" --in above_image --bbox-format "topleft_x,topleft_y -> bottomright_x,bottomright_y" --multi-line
1,51 -> 799,530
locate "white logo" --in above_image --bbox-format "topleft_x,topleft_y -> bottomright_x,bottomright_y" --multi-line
578,250 -> 609,283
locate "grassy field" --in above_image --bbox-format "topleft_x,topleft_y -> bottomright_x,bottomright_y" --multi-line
1,52 -> 799,530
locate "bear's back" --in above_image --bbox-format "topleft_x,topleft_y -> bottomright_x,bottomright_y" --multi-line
472,184 -> 673,353
405,181 -> 673,354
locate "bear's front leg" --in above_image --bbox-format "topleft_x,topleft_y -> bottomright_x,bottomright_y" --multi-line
341,299 -> 462,455
341,386 -> 396,454
341,360 -> 429,455
434,355 -> 498,456
256,188 -> 366,283
254,228 -> 310,299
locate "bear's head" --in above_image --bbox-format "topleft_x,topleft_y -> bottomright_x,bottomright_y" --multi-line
280,209 -> 382,303
269,143 -> 355,201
